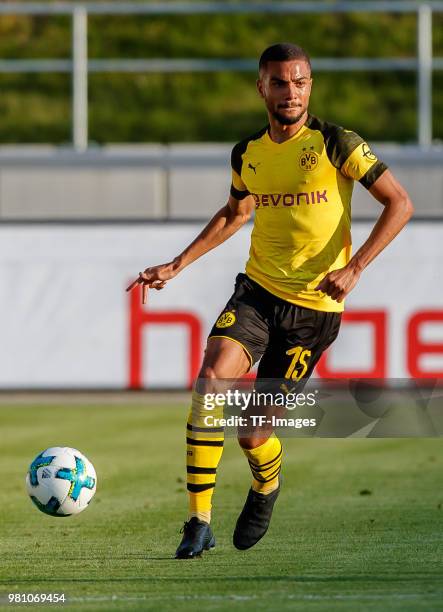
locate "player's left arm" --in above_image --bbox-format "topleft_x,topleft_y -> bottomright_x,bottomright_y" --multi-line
316,169 -> 414,302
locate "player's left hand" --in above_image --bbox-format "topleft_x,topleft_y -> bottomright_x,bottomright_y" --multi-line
315,265 -> 361,303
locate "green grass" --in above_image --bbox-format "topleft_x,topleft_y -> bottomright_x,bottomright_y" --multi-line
1,403 -> 443,611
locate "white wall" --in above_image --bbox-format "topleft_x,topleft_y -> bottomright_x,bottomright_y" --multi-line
0,221 -> 441,388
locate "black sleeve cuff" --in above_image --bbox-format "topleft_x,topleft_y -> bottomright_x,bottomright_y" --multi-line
230,184 -> 250,200
359,161 -> 388,190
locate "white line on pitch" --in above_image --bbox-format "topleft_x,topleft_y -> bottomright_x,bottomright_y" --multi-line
68,593 -> 443,603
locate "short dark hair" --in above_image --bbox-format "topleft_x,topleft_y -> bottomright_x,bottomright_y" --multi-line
259,43 -> 311,73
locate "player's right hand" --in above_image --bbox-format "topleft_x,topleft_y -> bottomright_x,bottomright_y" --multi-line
126,261 -> 179,304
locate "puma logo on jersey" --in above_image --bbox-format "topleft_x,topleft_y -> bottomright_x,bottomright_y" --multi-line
248,162 -> 260,174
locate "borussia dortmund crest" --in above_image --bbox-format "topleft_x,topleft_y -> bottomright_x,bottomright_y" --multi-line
299,147 -> 319,171
215,311 -> 236,328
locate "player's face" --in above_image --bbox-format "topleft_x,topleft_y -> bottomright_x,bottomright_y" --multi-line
257,60 -> 312,126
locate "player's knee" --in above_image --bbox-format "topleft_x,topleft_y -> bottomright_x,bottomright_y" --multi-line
198,365 -> 218,380
195,365 -> 221,396
238,435 -> 269,450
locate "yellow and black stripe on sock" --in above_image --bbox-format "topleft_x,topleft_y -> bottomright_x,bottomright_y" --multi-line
186,391 -> 224,524
242,436 -> 282,495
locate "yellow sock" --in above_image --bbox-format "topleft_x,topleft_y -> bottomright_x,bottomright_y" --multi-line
186,391 -> 224,523
242,436 -> 282,495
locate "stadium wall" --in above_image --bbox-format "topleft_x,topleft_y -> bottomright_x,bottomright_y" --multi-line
0,145 -> 442,219
0,220 -> 441,389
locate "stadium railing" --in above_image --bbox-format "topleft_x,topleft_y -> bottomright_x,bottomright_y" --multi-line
0,1 -> 442,151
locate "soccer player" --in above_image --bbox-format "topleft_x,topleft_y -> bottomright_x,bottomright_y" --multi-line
127,43 -> 413,558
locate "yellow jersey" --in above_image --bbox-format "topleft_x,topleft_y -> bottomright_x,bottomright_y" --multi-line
230,114 -> 388,312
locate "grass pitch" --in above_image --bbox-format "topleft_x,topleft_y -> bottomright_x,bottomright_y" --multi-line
1,400 -> 443,611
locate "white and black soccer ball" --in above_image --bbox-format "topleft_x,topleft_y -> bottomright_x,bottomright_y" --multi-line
26,447 -> 97,517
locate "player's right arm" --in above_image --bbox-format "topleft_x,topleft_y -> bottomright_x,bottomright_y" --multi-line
126,193 -> 255,300
174,193 -> 255,270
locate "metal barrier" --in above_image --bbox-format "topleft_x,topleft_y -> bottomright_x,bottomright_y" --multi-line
0,1 -> 442,150
0,144 -> 442,220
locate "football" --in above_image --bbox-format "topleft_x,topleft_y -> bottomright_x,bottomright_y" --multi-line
26,447 -> 97,517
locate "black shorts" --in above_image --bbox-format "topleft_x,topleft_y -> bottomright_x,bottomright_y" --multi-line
209,273 -> 341,385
